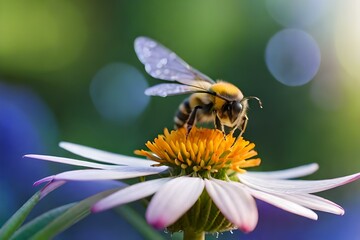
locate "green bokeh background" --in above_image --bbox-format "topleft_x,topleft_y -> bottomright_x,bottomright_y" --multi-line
1,0 -> 359,239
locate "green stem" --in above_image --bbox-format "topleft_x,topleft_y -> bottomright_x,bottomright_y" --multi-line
183,230 -> 205,240
0,192 -> 41,240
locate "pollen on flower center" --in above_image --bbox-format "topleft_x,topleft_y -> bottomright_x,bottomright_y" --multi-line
135,127 -> 261,175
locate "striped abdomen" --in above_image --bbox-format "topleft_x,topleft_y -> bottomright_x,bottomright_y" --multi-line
174,98 -> 192,129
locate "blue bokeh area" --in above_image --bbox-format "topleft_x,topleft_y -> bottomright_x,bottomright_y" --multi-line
90,63 -> 149,123
265,29 -> 321,86
0,82 -> 55,221
0,82 -> 141,239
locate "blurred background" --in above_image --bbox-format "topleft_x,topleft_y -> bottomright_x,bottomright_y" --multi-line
1,0 -> 359,239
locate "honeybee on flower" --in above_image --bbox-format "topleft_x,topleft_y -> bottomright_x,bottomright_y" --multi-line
135,37 -> 262,136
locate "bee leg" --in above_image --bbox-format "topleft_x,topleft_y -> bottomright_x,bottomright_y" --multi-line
239,115 -> 249,137
229,127 -> 237,137
214,116 -> 226,139
214,115 -> 222,131
222,126 -> 226,140
186,106 -> 202,136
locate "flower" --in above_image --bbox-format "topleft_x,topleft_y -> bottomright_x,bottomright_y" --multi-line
25,127 -> 360,234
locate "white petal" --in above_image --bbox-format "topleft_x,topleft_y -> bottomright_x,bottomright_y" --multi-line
247,188 -> 318,220
25,154 -> 117,169
146,177 -> 204,229
246,163 -> 319,179
59,142 -> 159,167
205,179 -> 258,232
239,172 -> 360,194
92,178 -> 171,212
278,193 -> 344,215
38,166 -> 167,182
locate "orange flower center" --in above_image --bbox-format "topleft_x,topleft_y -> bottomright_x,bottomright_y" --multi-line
135,127 -> 261,175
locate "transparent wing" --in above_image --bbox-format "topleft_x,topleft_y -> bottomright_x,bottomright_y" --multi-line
134,36 -> 215,85
145,83 -> 210,97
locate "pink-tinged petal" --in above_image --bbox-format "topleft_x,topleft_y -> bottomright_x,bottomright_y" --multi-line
34,176 -> 55,186
44,166 -> 167,181
39,181 -> 66,199
239,172 -> 360,194
24,154 -> 117,169
146,177 -> 204,229
246,163 -> 319,179
247,188 -> 318,220
205,179 -> 258,233
92,178 -> 171,212
278,193 -> 344,215
59,142 -> 159,167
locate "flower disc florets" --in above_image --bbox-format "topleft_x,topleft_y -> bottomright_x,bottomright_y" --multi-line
135,127 -> 261,178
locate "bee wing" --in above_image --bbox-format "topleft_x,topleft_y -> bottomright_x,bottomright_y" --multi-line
145,83 -> 210,97
134,36 -> 215,85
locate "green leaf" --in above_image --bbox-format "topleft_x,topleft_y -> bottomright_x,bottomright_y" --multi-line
29,188 -> 118,240
0,192 -> 41,240
10,203 -> 75,240
115,205 -> 164,240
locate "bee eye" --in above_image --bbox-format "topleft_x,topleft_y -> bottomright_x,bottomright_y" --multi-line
232,102 -> 242,113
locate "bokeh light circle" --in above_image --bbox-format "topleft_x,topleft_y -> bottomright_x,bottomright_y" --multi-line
266,0 -> 327,28
90,63 -> 150,123
265,29 -> 321,86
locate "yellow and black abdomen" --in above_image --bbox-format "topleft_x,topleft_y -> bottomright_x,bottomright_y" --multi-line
174,98 -> 192,129
174,93 -> 215,129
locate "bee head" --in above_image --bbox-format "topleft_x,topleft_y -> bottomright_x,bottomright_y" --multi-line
222,101 -> 243,123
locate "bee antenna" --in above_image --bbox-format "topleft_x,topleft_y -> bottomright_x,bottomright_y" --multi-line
245,96 -> 263,109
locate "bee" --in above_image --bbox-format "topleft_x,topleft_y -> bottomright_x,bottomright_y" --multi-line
134,36 -> 262,136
